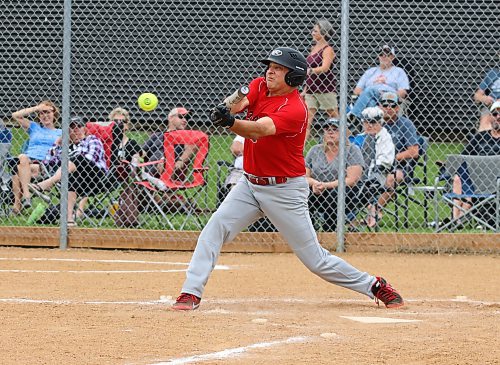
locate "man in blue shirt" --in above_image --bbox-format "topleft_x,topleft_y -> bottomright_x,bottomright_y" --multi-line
349,45 -> 410,124
366,92 -> 420,228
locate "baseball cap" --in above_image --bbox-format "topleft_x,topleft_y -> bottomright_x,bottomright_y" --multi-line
322,118 -> 340,129
380,44 -> 396,57
490,100 -> 500,112
69,116 -> 85,128
168,107 -> 189,118
380,92 -> 399,105
361,106 -> 384,123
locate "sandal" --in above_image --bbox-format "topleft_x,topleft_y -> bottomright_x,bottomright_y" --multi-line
28,183 -> 51,203
67,221 -> 78,227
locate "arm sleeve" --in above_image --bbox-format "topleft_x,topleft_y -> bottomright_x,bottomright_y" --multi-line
478,69 -> 495,91
404,121 -> 419,148
347,145 -> 365,169
397,68 -> 410,90
305,146 -> 316,169
375,131 -> 395,168
356,69 -> 371,89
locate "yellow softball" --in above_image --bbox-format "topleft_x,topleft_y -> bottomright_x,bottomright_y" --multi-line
137,93 -> 158,112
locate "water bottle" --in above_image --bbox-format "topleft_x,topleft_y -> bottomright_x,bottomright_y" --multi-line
27,202 -> 48,225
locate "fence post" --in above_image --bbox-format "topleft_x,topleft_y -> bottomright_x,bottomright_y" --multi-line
59,0 -> 72,250
336,0 -> 350,253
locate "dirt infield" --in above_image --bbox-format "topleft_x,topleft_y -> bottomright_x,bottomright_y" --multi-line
0,247 -> 498,365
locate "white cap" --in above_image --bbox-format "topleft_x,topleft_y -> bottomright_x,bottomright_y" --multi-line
168,107 -> 189,118
361,106 -> 384,122
490,100 -> 500,112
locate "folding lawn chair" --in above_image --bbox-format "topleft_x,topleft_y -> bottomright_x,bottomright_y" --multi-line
434,154 -> 500,232
389,135 -> 430,228
135,129 -> 210,230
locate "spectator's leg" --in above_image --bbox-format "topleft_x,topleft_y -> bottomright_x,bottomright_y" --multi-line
17,154 -> 32,201
76,197 -> 88,219
452,174 -> 471,221
350,87 -> 381,118
67,191 -> 77,223
11,174 -> 22,213
367,170 -> 403,227
323,189 -> 339,232
37,161 -> 77,191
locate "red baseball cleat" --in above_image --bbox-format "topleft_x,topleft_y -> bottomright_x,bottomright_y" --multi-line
371,277 -> 404,308
170,293 -> 201,311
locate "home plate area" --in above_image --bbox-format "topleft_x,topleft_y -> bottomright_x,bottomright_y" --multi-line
0,248 -> 498,365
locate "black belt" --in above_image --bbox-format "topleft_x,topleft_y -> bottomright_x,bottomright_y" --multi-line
244,174 -> 288,186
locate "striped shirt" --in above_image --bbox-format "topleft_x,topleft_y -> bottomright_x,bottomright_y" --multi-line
44,135 -> 108,172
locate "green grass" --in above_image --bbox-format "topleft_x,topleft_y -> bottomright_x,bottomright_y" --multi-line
2,129 -> 474,232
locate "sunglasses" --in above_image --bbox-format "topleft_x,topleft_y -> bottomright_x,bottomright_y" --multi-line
112,119 -> 127,123
492,111 -> 500,117
323,126 -> 339,132
381,101 -> 398,108
38,109 -> 54,115
176,114 -> 189,120
363,119 -> 380,124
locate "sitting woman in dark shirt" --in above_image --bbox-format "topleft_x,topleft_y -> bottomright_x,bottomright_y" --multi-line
452,101 -> 500,223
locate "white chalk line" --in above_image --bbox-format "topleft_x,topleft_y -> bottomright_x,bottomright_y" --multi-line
0,257 -> 231,270
0,267 -> 231,273
146,336 -> 309,365
1,297 -> 498,307
0,257 -> 191,265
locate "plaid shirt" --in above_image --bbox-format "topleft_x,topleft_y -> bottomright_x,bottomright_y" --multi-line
44,135 -> 108,172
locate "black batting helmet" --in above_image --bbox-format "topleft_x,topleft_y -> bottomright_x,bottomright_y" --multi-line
260,47 -> 307,87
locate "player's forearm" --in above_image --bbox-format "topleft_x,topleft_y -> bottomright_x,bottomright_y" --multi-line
229,118 -> 276,140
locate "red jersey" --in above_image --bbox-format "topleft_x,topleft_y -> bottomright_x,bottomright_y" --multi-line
242,77 -> 308,177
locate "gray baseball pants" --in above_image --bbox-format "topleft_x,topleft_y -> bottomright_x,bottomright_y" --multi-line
181,176 -> 376,299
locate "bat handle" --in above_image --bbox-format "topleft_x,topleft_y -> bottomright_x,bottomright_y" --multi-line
224,85 -> 249,107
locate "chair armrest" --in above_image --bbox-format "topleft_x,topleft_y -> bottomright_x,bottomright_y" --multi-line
135,158 -> 165,167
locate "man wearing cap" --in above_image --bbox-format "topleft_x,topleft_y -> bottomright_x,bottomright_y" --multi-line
305,117 -> 364,231
349,45 -> 410,122
368,92 -> 420,227
142,106 -> 196,179
451,101 -> 500,224
473,54 -> 500,131
29,116 -> 108,226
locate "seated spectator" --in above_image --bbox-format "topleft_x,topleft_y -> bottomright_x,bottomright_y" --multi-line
349,45 -> 410,125
369,92 -> 420,227
353,107 -> 395,227
473,55 -> 499,131
305,118 -> 364,231
142,107 -> 196,181
29,117 -> 108,227
10,100 -> 62,214
107,107 -> 143,181
451,100 -> 500,224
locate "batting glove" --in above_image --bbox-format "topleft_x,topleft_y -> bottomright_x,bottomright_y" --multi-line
209,104 -> 235,128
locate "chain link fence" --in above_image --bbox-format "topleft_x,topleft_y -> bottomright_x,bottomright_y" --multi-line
0,0 -> 498,251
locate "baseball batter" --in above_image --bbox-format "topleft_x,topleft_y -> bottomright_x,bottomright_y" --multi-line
171,47 -> 404,311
